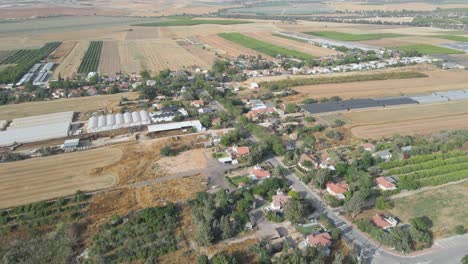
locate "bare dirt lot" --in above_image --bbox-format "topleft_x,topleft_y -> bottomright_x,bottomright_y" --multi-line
0,92 -> 138,120
98,40 -> 122,75
0,147 -> 122,208
283,69 -> 468,102
157,148 -> 209,175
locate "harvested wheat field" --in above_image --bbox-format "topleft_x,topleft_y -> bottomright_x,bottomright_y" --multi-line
52,40 -> 88,79
0,147 -> 122,208
125,27 -> 161,40
0,92 -> 138,120
50,41 -> 77,63
246,32 -> 339,57
98,41 -> 122,75
119,39 -> 212,73
199,34 -> 265,58
284,69 -> 468,102
327,2 -> 468,12
358,36 -> 451,48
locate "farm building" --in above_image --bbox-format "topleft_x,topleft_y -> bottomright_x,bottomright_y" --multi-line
147,120 -> 204,133
410,94 -> 449,104
62,138 -> 81,150
0,111 -> 73,146
0,120 -> 7,131
87,110 -> 153,133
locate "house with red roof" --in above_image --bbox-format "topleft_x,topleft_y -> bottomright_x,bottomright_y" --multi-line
307,232 -> 332,248
232,145 -> 250,156
245,107 -> 276,121
326,181 -> 349,200
362,142 -> 376,152
375,176 -> 397,191
250,165 -> 271,180
270,189 -> 289,211
190,100 -> 205,108
372,214 -> 398,230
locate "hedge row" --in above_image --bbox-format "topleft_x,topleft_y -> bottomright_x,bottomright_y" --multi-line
388,154 -> 468,175
399,162 -> 468,181
417,171 -> 468,187
380,150 -> 465,170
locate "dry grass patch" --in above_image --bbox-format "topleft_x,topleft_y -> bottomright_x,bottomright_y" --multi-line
98,40 -> 122,75
0,147 -> 122,208
390,183 -> 468,238
157,148 -> 209,175
52,40 -> 88,79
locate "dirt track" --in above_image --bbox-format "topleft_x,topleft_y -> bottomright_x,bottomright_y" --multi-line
0,147 -> 122,208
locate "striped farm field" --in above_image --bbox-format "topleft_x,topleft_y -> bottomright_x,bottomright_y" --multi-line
0,147 -> 122,208
78,41 -> 103,74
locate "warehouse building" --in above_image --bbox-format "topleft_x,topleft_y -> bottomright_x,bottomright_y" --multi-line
0,111 -> 73,146
147,120 -> 204,133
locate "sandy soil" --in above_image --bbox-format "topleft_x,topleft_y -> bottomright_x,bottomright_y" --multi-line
283,69 -> 468,102
98,41 -> 122,75
0,147 -> 122,208
245,32 -> 340,57
157,148 -> 208,175
0,92 -> 138,120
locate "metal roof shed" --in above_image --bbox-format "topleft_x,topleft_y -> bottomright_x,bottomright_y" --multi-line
63,138 -> 80,149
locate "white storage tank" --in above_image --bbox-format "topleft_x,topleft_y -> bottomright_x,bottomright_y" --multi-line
98,115 -> 107,131
131,111 -> 141,126
140,110 -> 150,125
123,112 -> 133,127
115,113 -> 124,129
107,114 -> 116,130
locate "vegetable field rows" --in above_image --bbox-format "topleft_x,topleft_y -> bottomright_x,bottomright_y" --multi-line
78,41 -> 103,74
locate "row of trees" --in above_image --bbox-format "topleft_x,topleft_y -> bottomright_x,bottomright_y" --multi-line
380,150 -> 465,170
77,41 -> 103,74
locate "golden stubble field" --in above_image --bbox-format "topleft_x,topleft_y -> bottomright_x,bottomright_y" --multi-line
0,147 -> 122,209
343,101 -> 468,139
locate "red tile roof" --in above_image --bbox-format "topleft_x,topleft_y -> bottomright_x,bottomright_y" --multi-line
235,146 -> 250,155
299,153 -> 317,164
307,232 -> 332,247
372,214 -> 391,229
362,143 -> 375,150
251,168 -> 270,179
190,100 -> 204,106
272,193 -> 289,208
326,181 -> 349,195
245,107 -> 276,119
375,177 -> 396,189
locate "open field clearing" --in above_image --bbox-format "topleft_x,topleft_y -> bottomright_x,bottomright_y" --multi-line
52,40 -> 88,79
0,147 -> 122,208
199,35 -> 264,57
397,44 -> 465,55
390,183 -> 468,238
178,40 -> 218,66
0,92 -> 138,120
246,32 -> 339,57
157,148 -> 208,175
219,32 -> 315,60
350,114 -> 468,139
326,2 -> 468,12
432,35 -> 468,42
125,27 -> 161,40
98,41 -> 121,75
304,31 -> 405,41
118,39 -> 212,73
344,101 -> 468,124
283,69 -> 468,102
358,36 -> 450,47
0,5 -> 128,19
132,18 -> 251,27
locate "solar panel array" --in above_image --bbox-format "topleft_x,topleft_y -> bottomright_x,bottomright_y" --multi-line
303,96 -> 418,115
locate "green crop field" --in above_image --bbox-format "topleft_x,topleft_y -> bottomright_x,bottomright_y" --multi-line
132,18 -> 251,27
78,41 -> 103,74
218,32 -> 315,60
432,35 -> 468,42
272,33 -> 308,43
304,31 -> 405,41
396,44 -> 464,54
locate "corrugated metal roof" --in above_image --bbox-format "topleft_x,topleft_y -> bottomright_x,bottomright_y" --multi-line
147,120 -> 203,133
8,111 -> 73,130
0,122 -> 70,146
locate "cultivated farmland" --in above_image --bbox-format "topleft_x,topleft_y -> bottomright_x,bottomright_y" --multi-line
132,18 -> 251,27
199,35 -> 263,57
98,41 -> 121,75
397,44 -> 465,55
78,41 -> 103,74
218,32 -> 315,60
52,40 -> 88,79
0,147 -> 122,208
304,31 -> 405,41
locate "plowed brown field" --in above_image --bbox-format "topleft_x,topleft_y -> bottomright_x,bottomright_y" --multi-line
0,147 -> 122,208
52,40 -> 88,79
98,41 -> 122,75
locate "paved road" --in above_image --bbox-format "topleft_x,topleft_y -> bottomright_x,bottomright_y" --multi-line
265,156 -> 468,263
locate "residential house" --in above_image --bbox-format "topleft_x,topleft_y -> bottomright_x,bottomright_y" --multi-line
372,214 -> 398,230
375,176 -> 397,191
211,117 -> 222,127
362,142 -> 375,152
298,153 -> 319,172
401,146 -> 412,152
250,82 -> 259,90
373,150 -> 392,161
198,107 -> 213,114
270,189 -> 289,211
250,99 -> 267,110
232,145 -> 250,156
319,150 -> 335,171
326,181 -> 349,200
245,107 -> 276,121
250,165 -> 271,180
307,232 -> 332,248
190,100 -> 205,108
